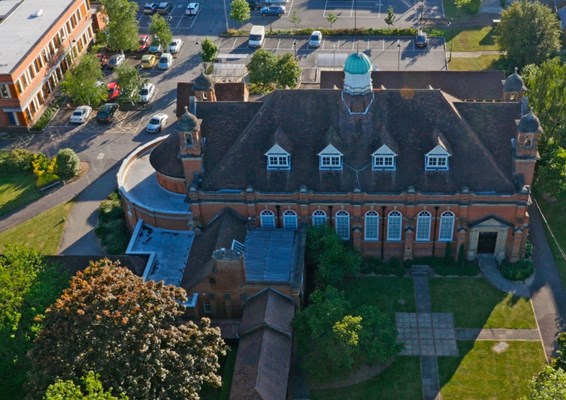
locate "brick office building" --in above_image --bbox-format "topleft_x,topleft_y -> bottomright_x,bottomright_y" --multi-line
0,0 -> 94,128
119,54 -> 541,265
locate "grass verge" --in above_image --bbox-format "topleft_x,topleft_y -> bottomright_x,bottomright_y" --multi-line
311,357 -> 422,400
442,0 -> 481,20
536,197 -> 566,288
344,276 -> 416,316
449,54 -> 500,70
0,201 -> 74,254
438,341 -> 545,399
0,173 -> 41,217
430,278 -> 536,328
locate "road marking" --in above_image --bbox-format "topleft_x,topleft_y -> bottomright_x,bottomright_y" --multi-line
97,153 -> 105,160
276,39 -> 281,50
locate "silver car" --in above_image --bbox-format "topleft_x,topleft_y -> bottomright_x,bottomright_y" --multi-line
107,54 -> 126,69
70,105 -> 92,124
169,39 -> 183,54
146,113 -> 168,133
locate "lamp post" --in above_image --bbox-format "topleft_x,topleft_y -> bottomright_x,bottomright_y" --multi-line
222,0 -> 229,32
397,40 -> 401,71
449,18 -> 454,62
293,39 -> 297,59
333,43 -> 336,68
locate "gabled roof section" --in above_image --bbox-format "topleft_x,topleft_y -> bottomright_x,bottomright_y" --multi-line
318,143 -> 343,156
271,126 -> 294,152
377,125 -> 398,154
427,128 -> 452,155
240,288 -> 294,336
264,144 -> 290,156
372,144 -> 397,156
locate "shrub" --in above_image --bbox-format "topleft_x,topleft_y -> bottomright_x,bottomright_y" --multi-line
444,242 -> 452,259
457,244 -> 466,268
499,259 -> 534,281
55,148 -> 80,181
200,37 -> 218,62
31,153 -> 59,188
525,240 -> 533,259
407,256 -> 479,276
0,149 -> 34,174
31,105 -> 58,132
95,191 -> 130,254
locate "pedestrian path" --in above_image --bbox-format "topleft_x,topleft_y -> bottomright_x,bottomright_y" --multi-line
477,255 -> 530,298
456,328 -> 540,341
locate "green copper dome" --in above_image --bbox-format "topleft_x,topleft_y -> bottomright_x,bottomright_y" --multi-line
344,52 -> 372,75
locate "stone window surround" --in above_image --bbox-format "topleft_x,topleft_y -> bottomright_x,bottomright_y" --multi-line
364,210 -> 379,240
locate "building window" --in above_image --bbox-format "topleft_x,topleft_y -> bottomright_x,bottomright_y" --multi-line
203,301 -> 211,314
335,210 -> 350,240
525,134 -> 533,148
416,211 -> 431,241
425,155 -> 449,171
231,239 -> 245,252
312,210 -> 327,227
387,210 -> 402,241
283,210 -> 298,229
364,210 -> 379,241
6,112 -> 18,126
438,211 -> 455,241
0,84 -> 10,99
260,210 -> 275,228
320,155 -> 342,170
267,155 -> 290,170
373,155 -> 395,170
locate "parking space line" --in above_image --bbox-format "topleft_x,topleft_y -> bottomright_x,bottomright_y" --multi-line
232,37 -> 238,49
277,39 -> 281,50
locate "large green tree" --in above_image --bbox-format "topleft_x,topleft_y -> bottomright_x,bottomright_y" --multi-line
45,371 -> 127,400
294,287 -> 400,383
200,37 -> 219,63
28,259 -> 227,399
275,53 -> 301,88
247,49 -> 302,92
496,0 -> 561,69
229,0 -> 250,29
60,54 -> 106,106
115,63 -> 141,105
520,366 -> 566,400
0,245 -> 69,399
100,0 -> 139,52
149,13 -> 173,50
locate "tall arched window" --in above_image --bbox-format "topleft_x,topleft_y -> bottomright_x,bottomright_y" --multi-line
335,210 -> 350,240
283,210 -> 298,229
387,210 -> 402,241
438,211 -> 455,241
312,210 -> 327,227
416,211 -> 431,241
364,210 -> 379,241
260,210 -> 275,228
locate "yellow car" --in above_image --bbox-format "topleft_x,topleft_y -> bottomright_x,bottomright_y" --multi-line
140,54 -> 157,69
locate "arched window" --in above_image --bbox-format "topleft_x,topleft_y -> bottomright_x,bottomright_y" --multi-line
312,210 -> 327,227
335,210 -> 350,240
260,210 -> 275,228
364,210 -> 379,241
438,211 -> 455,241
416,211 -> 431,241
387,210 -> 402,241
283,210 -> 298,229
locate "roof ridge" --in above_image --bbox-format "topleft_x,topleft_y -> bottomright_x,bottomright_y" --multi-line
439,91 -> 515,189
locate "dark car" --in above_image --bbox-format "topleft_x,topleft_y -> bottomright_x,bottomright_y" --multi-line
247,0 -> 263,10
260,5 -> 285,15
157,2 -> 173,14
415,30 -> 428,48
96,103 -> 119,124
143,2 -> 158,14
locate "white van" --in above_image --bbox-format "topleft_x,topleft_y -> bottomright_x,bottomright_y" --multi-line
249,25 -> 265,48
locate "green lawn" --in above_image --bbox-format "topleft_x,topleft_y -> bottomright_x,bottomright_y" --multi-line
434,25 -> 499,53
344,277 -> 416,316
449,54 -> 500,71
536,197 -> 566,288
0,201 -> 74,254
200,345 -> 238,400
438,341 -> 545,399
0,173 -> 41,217
430,278 -> 536,329
311,357 -> 422,400
442,0 -> 481,20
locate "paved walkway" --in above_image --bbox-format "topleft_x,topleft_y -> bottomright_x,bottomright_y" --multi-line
456,328 -> 540,341
477,255 -> 531,298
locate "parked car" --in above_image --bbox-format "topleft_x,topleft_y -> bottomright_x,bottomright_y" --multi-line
168,38 -> 183,54
185,2 -> 200,15
143,2 -> 158,14
107,53 -> 126,69
138,34 -> 150,52
96,103 -> 119,124
309,30 -> 322,48
260,5 -> 285,16
415,29 -> 428,48
107,82 -> 121,101
139,83 -> 156,103
70,105 -> 92,124
246,0 -> 263,10
148,39 -> 162,53
158,53 -> 173,70
157,2 -> 172,14
269,0 -> 289,4
146,113 -> 168,133
140,54 -> 157,69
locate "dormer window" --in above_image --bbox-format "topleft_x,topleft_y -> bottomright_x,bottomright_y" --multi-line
318,144 -> 343,171
372,145 -> 397,171
425,143 -> 451,171
265,144 -> 290,171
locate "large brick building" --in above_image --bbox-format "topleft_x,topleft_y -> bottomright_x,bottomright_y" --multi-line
119,54 -> 541,268
0,0 -> 94,128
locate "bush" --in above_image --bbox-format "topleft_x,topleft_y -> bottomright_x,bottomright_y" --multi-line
407,256 -> 479,276
31,153 -> 59,188
0,149 -> 34,174
95,191 -> 130,254
499,259 -> 534,281
224,27 -> 418,37
31,105 -> 58,132
525,240 -> 533,259
55,148 -> 80,181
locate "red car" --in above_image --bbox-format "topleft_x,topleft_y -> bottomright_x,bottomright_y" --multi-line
138,34 -> 150,52
107,82 -> 121,101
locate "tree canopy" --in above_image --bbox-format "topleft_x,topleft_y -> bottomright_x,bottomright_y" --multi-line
60,54 -> 106,106
148,13 -> 173,50
44,371 -> 127,400
229,0 -> 250,28
384,5 -> 396,27
496,0 -> 561,69
201,37 -> 219,63
115,63 -> 141,105
28,259 -> 227,399
247,49 -> 301,93
0,245 -> 69,399
520,366 -> 566,400
100,0 -> 139,52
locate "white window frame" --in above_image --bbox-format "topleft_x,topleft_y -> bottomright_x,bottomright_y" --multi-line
231,239 -> 245,252
283,210 -> 298,229
0,84 -> 11,99
335,210 -> 350,240
318,144 -> 343,171
364,210 -> 379,241
425,155 -> 449,170
265,144 -> 291,171
373,155 -> 396,170
416,211 -> 431,241
438,211 -> 455,242
312,210 -> 327,227
387,211 -> 402,241
260,210 -> 276,228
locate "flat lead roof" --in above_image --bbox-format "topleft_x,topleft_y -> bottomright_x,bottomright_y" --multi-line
0,0 -> 75,74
